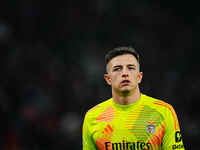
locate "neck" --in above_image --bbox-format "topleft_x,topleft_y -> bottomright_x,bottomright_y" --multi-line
112,86 -> 141,105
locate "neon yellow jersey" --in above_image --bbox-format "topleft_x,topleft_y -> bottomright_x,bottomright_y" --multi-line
82,93 -> 185,150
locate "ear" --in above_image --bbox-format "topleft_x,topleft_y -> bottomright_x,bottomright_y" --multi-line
137,72 -> 143,84
104,74 -> 112,86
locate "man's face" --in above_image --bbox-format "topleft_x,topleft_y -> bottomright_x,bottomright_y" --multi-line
104,54 -> 143,95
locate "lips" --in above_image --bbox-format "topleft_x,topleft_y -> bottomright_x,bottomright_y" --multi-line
121,80 -> 130,85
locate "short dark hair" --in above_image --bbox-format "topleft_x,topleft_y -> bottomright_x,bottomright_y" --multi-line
105,46 -> 140,66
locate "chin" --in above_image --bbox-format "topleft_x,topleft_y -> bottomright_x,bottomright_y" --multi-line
121,89 -> 131,96
121,86 -> 131,91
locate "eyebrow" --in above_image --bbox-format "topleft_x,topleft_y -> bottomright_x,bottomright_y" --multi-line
127,64 -> 136,67
113,64 -> 136,68
113,65 -> 122,69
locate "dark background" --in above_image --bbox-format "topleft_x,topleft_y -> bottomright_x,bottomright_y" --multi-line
0,0 -> 199,149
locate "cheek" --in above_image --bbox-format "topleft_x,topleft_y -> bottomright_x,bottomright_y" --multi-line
132,73 -> 140,81
111,75 -> 120,84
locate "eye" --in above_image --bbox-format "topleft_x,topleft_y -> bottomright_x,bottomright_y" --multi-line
129,67 -> 135,70
113,68 -> 121,71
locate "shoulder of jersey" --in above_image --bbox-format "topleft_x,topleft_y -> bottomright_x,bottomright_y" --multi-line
86,98 -> 112,115
142,94 -> 174,111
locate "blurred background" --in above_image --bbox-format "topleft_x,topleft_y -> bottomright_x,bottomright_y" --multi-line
0,0 -> 199,149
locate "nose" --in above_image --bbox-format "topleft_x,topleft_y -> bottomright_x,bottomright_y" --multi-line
122,69 -> 129,78
122,73 -> 128,78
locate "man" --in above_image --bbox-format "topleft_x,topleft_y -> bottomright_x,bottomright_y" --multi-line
82,46 -> 185,150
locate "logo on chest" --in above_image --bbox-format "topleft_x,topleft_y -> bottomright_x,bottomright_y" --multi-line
146,124 -> 156,134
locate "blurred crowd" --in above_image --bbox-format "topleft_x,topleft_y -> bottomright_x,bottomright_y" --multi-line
0,0 -> 200,149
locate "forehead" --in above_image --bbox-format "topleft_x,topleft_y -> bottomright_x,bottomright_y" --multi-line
109,54 -> 138,67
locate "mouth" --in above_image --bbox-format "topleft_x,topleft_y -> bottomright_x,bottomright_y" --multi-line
120,80 -> 130,86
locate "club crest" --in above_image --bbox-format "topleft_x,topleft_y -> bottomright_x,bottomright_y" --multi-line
146,125 -> 156,134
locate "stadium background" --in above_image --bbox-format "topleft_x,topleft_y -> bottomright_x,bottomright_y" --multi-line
0,0 -> 199,149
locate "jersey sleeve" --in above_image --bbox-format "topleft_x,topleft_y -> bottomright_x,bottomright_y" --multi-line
82,112 -> 97,150
162,105 -> 185,150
